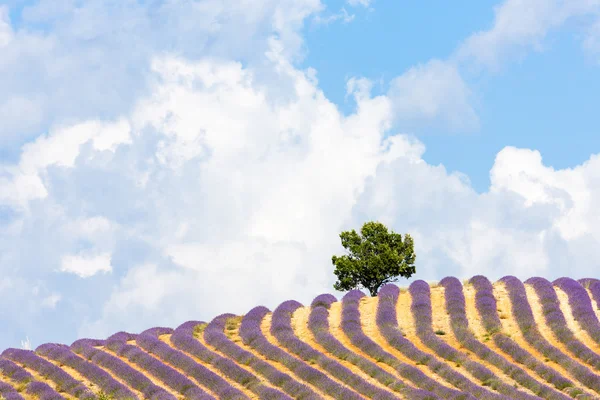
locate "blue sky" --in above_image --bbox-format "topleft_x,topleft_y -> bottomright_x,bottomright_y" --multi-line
1,0 -> 600,350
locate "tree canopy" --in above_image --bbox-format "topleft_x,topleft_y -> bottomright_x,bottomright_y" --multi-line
331,221 -> 416,296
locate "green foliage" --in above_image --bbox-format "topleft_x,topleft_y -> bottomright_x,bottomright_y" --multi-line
331,221 -> 416,296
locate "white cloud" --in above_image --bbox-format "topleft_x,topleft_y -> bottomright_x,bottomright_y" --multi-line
312,8 -> 354,25
41,293 -> 61,309
387,60 -> 479,131
0,6 -> 12,47
347,0 -> 373,7
59,252 -> 112,278
456,0 -> 600,70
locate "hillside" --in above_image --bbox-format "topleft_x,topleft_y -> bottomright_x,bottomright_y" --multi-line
2,275 -> 600,399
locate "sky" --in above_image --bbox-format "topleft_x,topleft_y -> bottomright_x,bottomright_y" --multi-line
0,0 -> 599,350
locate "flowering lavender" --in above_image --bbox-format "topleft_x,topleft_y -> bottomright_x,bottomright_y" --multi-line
526,277 -> 600,369
275,299 -> 422,399
439,277 -> 573,400
2,347 -> 96,399
0,381 -> 24,400
203,313 -> 319,400
104,332 -> 214,400
409,280 -> 544,399
554,278 -> 600,347
70,338 -> 176,400
136,327 -> 248,399
499,276 -> 600,395
341,289 -> 474,399
470,275 -> 584,396
0,358 -> 34,384
240,305 -> 365,399
24,380 -> 64,400
307,292 -> 410,396
171,320 -> 292,400
33,343 -> 134,400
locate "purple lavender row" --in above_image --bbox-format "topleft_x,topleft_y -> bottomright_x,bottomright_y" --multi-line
341,289 -> 470,399
24,380 -> 64,400
439,277 -> 572,400
70,338 -> 177,400
104,332 -> 214,400
0,358 -> 34,385
409,280 -> 541,399
204,314 -> 320,400
272,299 -> 413,400
136,326 -> 249,399
578,278 -> 600,315
526,277 -> 600,370
34,343 -> 136,400
0,358 -> 64,400
499,276 -> 600,395
171,320 -> 293,400
0,380 -> 25,400
555,278 -> 600,346
468,275 -> 580,397
1,348 -> 96,399
240,305 -> 365,400
308,293 -> 411,397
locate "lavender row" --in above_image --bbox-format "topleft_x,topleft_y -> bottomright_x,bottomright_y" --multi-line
307,293 -> 409,397
2,348 -> 97,399
273,299 -> 409,400
0,358 -> 34,385
0,380 -> 24,400
439,277 -> 572,400
555,278 -> 600,347
341,289 -> 471,399
409,280 -> 542,399
203,314 -> 320,400
70,338 -> 177,400
525,277 -> 600,370
468,275 -> 582,397
136,326 -> 248,399
240,305 -> 366,399
0,358 -> 64,400
172,321 -> 291,400
500,276 -> 600,395
104,332 -> 214,400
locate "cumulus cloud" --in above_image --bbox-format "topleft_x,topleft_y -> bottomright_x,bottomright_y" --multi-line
387,60 -> 479,132
59,253 -> 112,278
456,0 -> 600,70
0,0 -> 324,151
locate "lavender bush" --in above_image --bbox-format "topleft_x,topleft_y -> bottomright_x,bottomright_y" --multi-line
171,320 -> 292,400
307,293 -> 410,397
0,358 -> 34,384
342,289 -> 476,399
136,327 -> 248,399
439,277 -> 573,400
469,275 -> 579,397
525,277 -> 600,370
104,332 -> 214,400
203,313 -> 319,400
2,347 -> 96,399
70,338 -> 176,400
24,380 -> 64,400
409,280 -> 543,399
35,343 -> 135,399
240,305 -> 368,399
499,276 -> 600,395
0,381 -> 25,400
555,278 -> 600,347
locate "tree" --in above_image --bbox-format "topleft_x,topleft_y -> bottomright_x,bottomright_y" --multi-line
332,221 -> 416,296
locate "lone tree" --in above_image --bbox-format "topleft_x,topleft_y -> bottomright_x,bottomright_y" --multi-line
332,221 -> 416,296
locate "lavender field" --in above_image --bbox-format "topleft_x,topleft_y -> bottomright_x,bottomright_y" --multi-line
2,275 -> 600,400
